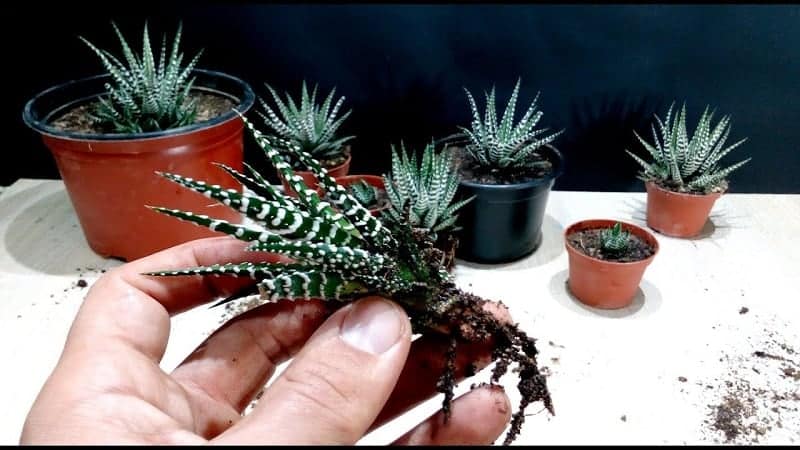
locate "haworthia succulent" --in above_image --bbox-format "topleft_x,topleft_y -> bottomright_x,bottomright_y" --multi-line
80,21 -> 204,133
626,102 -> 750,193
458,78 -> 563,171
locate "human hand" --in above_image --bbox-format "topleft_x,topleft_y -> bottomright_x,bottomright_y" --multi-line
21,236 -> 512,445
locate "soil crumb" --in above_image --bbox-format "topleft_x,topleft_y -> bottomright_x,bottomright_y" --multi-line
740,307 -> 750,315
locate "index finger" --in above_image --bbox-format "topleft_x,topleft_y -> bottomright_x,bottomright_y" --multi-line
66,236 -> 287,362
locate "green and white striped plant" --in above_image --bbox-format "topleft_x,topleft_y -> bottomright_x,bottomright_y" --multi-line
458,78 -> 563,174
145,115 -> 552,445
626,102 -> 751,194
257,81 -> 354,166
384,142 -> 473,236
347,179 -> 381,209
80,22 -> 203,134
600,222 -> 630,256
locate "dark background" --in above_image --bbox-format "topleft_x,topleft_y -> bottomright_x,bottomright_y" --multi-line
6,3 -> 800,192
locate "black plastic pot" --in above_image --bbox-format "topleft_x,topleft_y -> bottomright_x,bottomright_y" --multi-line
454,146 -> 565,264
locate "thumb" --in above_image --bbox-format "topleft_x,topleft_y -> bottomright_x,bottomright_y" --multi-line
213,297 -> 412,445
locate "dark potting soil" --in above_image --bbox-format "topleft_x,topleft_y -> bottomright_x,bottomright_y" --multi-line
453,147 -> 554,185
567,228 -> 655,262
50,92 -> 236,134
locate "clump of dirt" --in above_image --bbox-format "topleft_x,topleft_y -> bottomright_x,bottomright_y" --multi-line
51,92 -> 235,134
566,228 -> 655,262
740,307 -> 750,315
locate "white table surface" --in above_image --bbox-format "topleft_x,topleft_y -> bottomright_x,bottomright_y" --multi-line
1,178 -> 798,445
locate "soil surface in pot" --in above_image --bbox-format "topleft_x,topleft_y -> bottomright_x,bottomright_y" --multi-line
567,228 -> 655,263
651,178 -> 729,196
313,146 -> 351,170
50,92 -> 236,134
455,147 -> 554,185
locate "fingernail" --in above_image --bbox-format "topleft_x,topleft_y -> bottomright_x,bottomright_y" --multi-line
340,298 -> 405,355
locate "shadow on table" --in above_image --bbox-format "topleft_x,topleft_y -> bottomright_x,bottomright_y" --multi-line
548,269 -> 663,319
618,197 -> 742,244
455,214 -> 564,272
3,186 -> 111,275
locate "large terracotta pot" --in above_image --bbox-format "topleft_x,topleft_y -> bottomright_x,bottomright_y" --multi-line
645,181 -> 722,238
22,69 -> 255,261
565,219 -> 659,309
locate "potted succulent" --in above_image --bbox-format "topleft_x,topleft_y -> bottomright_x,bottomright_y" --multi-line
626,102 -> 750,238
145,116 -> 553,445
382,142 -> 473,271
564,220 -> 659,309
256,81 -> 354,195
332,175 -> 389,216
22,22 -> 254,261
450,79 -> 565,263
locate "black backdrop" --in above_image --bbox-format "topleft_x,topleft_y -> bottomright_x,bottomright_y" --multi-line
6,3 -> 800,192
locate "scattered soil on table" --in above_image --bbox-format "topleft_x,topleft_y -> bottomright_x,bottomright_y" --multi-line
620,415 -> 627,422
740,307 -> 750,315
567,228 -> 655,262
699,317 -> 800,444
76,279 -> 88,288
678,376 -> 688,383
50,92 -> 235,134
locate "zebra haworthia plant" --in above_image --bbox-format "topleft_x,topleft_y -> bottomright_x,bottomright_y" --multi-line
80,21 -> 203,134
600,222 -> 630,256
257,80 -> 354,167
626,102 -> 751,194
145,115 -> 552,445
347,179 -> 381,209
384,142 -> 473,236
459,78 -> 564,176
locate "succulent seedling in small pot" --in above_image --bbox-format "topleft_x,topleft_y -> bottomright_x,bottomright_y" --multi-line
565,219 -> 659,309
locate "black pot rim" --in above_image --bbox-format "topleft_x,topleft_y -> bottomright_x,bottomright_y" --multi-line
22,68 -> 255,141
458,145 -> 565,190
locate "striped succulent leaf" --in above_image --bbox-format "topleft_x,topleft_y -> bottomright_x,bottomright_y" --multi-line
258,81 -> 355,163
384,142 -> 473,235
149,114 -> 450,310
458,78 -> 563,171
80,21 -> 204,133
348,180 -> 380,208
155,171 -> 354,245
600,222 -> 630,255
626,102 -> 750,193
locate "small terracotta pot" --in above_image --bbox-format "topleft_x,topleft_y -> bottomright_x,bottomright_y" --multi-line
645,181 -> 722,238
565,219 -> 659,309
280,151 -> 351,197
333,174 -> 388,216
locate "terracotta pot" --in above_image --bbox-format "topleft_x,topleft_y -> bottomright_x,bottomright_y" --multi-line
333,174 -> 388,216
455,145 -> 565,263
564,219 -> 659,309
645,181 -> 722,238
280,150 -> 351,197
22,69 -> 255,261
